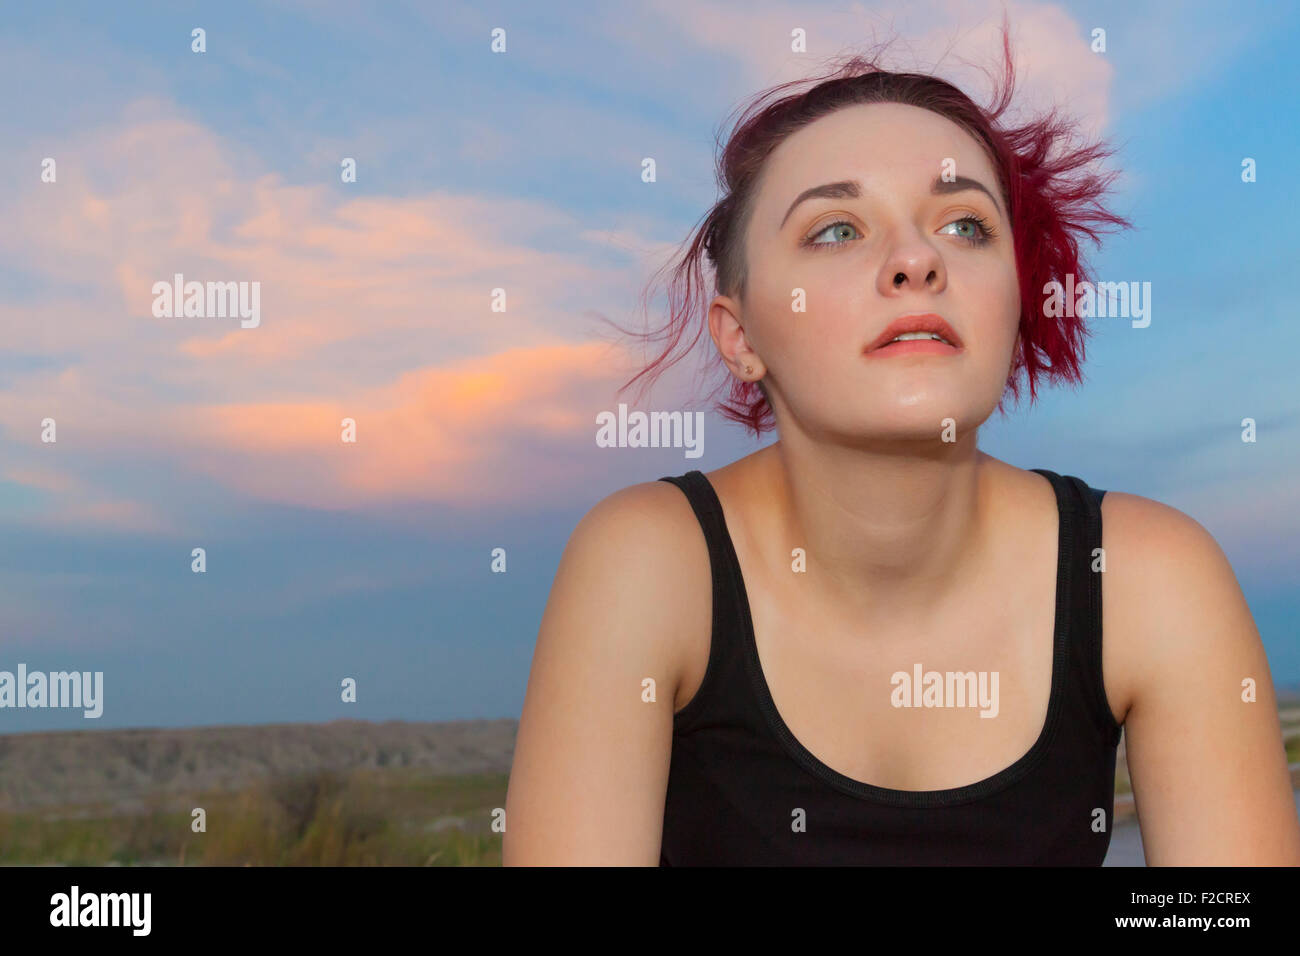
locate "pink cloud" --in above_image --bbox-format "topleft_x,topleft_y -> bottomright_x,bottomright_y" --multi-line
181,341 -> 625,508
626,0 -> 1114,135
0,97 -> 650,519
3,464 -> 178,534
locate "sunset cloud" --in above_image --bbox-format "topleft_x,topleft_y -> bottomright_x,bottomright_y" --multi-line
0,98 -> 647,520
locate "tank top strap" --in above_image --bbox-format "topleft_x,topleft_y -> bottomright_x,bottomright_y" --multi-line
1030,468 -> 1122,746
660,466 -> 1122,747
656,469 -> 748,729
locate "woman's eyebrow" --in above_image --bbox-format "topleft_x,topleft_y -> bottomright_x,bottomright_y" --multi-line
779,175 -> 1004,228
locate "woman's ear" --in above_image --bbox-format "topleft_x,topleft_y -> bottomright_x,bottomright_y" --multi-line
708,295 -> 765,382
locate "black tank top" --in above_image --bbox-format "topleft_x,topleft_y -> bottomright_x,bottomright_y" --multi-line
655,467 -> 1122,865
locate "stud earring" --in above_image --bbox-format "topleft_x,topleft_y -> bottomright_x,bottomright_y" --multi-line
745,365 -> 753,375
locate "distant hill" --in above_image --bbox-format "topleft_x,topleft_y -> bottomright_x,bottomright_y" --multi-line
4,695 -> 1297,817
0,718 -> 517,813
1278,680 -> 1300,705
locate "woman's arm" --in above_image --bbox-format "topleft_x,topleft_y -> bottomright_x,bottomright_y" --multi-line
503,482 -> 704,865
1105,492 -> 1300,865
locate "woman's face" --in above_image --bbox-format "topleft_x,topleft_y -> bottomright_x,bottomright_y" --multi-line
715,101 -> 1020,442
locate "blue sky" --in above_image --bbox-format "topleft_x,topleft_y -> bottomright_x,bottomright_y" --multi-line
1,0 -> 1298,732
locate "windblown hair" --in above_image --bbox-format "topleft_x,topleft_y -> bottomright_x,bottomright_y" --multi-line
606,21 -> 1131,437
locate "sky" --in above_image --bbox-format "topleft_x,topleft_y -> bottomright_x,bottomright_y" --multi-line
1,0 -> 1298,732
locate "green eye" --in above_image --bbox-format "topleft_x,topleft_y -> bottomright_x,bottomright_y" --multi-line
940,215 -> 996,246
805,220 -> 861,248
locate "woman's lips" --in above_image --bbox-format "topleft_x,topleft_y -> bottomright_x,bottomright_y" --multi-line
864,313 -> 964,352
863,338 -> 963,358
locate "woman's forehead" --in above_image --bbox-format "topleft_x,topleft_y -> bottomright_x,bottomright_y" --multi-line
761,103 -> 998,198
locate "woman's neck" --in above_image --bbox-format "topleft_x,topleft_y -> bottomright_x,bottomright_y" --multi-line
725,436 -> 1000,625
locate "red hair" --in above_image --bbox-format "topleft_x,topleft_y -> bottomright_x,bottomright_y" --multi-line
604,19 -> 1131,437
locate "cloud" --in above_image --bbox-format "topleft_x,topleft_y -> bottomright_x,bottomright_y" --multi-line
616,0 -> 1115,135
1171,470 -> 1300,586
180,341 -> 626,508
2,463 -> 178,535
0,97 -> 649,521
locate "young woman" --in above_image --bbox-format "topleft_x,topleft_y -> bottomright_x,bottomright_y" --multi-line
503,34 -> 1300,865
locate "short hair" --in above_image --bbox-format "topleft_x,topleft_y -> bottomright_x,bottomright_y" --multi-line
606,19 -> 1131,437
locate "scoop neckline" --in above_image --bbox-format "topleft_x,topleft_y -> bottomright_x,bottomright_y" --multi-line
690,467 -> 1074,809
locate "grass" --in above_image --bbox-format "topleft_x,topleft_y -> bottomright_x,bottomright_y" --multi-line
0,767 -> 507,866
4,712 -> 1296,864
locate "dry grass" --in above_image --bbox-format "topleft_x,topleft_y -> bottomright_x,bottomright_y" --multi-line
0,766 -> 506,866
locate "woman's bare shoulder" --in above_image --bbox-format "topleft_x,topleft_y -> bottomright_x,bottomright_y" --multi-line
1093,487 -> 1299,862
1095,486 -> 1233,608
557,475 -> 713,681
509,476 -> 713,863
571,476 -> 707,553
1093,485 -> 1248,724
